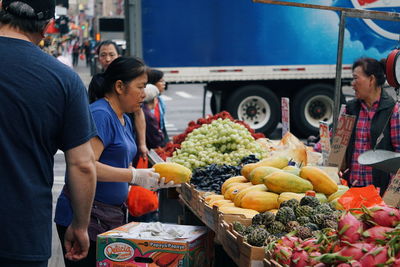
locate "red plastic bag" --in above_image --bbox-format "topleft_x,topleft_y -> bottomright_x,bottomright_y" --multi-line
136,156 -> 148,168
127,186 -> 158,217
338,185 -> 385,211
126,156 -> 158,217
79,53 -> 85,60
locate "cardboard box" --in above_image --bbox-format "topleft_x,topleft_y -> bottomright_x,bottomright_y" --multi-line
97,222 -> 212,267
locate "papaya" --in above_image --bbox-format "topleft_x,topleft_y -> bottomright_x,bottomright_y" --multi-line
240,191 -> 279,212
218,206 -> 259,218
277,192 -> 305,205
210,199 -> 234,208
282,165 -> 300,176
264,171 -> 313,193
299,166 -> 338,195
223,182 -> 252,200
234,184 -> 268,207
315,193 -> 328,203
327,189 -> 349,202
329,197 -> 345,210
241,163 -> 258,179
338,185 -> 349,191
204,194 -> 225,205
221,176 -> 248,194
241,156 -> 289,179
249,166 -> 281,185
153,162 -> 192,184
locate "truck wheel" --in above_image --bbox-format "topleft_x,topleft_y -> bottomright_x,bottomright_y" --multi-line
292,84 -> 334,137
226,85 -> 279,135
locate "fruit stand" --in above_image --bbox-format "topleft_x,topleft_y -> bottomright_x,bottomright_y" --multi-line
142,2 -> 400,265
146,110 -> 400,267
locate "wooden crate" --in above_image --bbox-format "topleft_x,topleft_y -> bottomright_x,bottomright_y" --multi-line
178,183 -> 204,216
218,220 -> 241,265
201,201 -> 220,231
238,233 -> 265,267
263,251 -> 283,267
218,219 -> 266,267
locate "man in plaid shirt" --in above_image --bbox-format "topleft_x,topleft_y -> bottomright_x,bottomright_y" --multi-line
345,58 -> 400,195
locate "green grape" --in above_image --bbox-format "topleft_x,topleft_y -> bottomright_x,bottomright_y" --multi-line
172,119 -> 265,169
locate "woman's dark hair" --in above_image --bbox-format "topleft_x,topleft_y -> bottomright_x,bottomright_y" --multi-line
147,69 -> 164,85
91,56 -> 147,101
96,40 -> 121,56
352,57 -> 386,87
0,2 -> 50,33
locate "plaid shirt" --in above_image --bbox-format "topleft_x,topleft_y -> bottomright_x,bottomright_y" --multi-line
348,100 -> 400,187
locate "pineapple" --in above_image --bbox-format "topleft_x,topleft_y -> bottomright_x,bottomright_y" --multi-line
275,207 -> 296,224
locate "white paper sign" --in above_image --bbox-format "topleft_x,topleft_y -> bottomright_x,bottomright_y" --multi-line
319,121 -> 331,166
281,97 -> 290,137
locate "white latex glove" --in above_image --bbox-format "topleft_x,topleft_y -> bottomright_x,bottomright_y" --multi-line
158,177 -> 181,189
131,168 -> 160,190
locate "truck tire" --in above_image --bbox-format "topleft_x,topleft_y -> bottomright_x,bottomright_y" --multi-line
292,84 -> 335,137
226,85 -> 280,135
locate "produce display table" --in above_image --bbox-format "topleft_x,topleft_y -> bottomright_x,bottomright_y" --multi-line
177,183 -> 266,267
148,151 -> 262,266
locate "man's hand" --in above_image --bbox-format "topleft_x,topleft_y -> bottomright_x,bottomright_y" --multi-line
64,225 -> 90,261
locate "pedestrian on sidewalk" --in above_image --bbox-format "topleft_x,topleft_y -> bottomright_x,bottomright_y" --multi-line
0,1 -> 97,266
82,39 -> 92,67
72,37 -> 80,67
147,69 -> 169,145
142,84 -> 164,149
88,40 -> 149,166
55,56 -> 176,266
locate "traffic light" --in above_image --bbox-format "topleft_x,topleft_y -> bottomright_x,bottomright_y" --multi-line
81,25 -> 86,30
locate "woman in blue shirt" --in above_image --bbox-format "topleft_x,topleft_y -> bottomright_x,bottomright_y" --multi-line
55,57 -> 174,267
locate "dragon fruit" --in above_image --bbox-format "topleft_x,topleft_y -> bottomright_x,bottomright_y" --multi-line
338,242 -> 375,260
314,252 -> 351,265
359,245 -> 389,266
362,205 -> 400,227
308,251 -> 322,266
301,238 -> 319,252
279,235 -> 300,249
290,248 -> 309,267
362,226 -> 393,243
272,244 -> 293,266
336,261 -> 362,267
338,212 -> 363,243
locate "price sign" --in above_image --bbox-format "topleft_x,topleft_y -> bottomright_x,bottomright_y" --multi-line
383,169 -> 400,208
281,97 -> 290,137
327,114 -> 356,169
319,121 -> 330,166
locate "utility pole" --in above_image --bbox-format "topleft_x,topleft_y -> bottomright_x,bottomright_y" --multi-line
124,0 -> 142,57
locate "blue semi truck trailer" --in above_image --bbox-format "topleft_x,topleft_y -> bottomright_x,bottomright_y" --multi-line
128,0 -> 399,136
